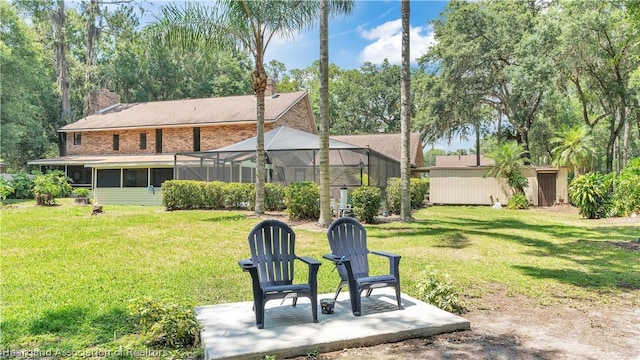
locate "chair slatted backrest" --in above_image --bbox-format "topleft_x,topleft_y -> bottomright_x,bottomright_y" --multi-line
327,217 -> 370,280
248,220 -> 296,287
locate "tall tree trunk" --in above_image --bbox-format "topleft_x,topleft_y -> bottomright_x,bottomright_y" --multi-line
475,121 -> 481,166
52,0 -> 71,123
253,62 -> 267,215
318,0 -> 332,227
634,99 -> 640,141
496,108 -> 502,146
605,106 -> 627,173
400,0 -> 412,221
622,107 -> 629,169
85,0 -> 99,87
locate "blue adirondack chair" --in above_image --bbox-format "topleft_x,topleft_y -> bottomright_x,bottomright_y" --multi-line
324,217 -> 402,316
238,220 -> 321,329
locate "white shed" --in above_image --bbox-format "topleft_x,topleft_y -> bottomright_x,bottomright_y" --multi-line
428,155 -> 568,207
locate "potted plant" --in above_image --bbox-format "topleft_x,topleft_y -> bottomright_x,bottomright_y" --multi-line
73,188 -> 91,205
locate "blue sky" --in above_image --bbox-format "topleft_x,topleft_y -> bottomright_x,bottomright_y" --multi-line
134,1 -> 447,70
135,0 -> 469,150
266,1 -> 449,71
264,0 -> 472,151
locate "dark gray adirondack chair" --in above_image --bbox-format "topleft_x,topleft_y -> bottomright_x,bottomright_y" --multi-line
238,220 -> 321,329
324,217 -> 402,316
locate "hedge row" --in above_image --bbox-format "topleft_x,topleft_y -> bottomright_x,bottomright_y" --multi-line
162,180 -> 285,211
163,179 -> 430,221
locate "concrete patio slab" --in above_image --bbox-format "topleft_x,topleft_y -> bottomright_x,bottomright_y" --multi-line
196,288 -> 470,360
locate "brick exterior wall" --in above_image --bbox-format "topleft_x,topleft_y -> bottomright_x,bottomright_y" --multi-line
66,94 -> 316,155
66,124 -> 285,155
274,98 -> 317,134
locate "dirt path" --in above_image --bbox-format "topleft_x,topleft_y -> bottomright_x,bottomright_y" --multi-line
292,290 -> 640,359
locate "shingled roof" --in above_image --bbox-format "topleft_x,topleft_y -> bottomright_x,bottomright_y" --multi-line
59,91 -> 309,132
332,133 -> 425,166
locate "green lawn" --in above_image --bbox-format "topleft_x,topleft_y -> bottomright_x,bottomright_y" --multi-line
1,200 -> 638,356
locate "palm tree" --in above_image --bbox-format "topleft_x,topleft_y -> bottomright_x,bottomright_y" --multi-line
153,1 -> 319,214
551,125 -> 596,175
485,141 -> 530,194
318,0 -> 355,227
400,0 -> 412,221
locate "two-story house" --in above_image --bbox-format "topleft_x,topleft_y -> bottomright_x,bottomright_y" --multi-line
30,84 -> 317,205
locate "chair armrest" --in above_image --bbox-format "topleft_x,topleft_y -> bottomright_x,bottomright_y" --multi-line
297,256 -> 321,291
238,258 -> 255,271
323,253 -> 346,264
371,250 -> 401,277
371,250 -> 400,259
297,256 -> 321,267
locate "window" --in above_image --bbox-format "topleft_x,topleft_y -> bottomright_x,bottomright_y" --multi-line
193,127 -> 201,151
151,168 -> 173,187
68,165 -> 91,185
113,134 -> 120,151
140,133 -> 147,150
155,129 -> 162,153
123,168 -> 148,187
73,133 -> 81,145
96,169 -> 121,188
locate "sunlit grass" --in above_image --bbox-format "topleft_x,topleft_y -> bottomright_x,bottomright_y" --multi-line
1,200 -> 638,355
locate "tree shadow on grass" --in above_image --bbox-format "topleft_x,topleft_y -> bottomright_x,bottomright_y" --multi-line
27,306 -> 132,346
434,232 -> 473,249
30,307 -> 89,335
90,306 -> 133,342
514,265 -> 640,290
368,216 -> 640,291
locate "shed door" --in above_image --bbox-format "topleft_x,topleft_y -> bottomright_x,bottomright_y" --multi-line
538,173 -> 556,206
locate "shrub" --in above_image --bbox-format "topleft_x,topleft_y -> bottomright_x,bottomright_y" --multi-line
128,297 -> 201,348
385,178 -> 401,214
72,188 -> 91,198
411,178 -> 430,208
162,181 -> 181,210
611,158 -> 640,216
386,177 -> 430,214
265,183 -> 285,211
284,182 -> 319,220
162,180 -> 205,210
413,267 -> 466,314
33,170 -> 72,206
8,172 -> 34,199
224,182 -> 254,209
202,181 -> 226,209
569,172 -> 613,219
0,178 -> 14,201
507,194 -> 530,209
351,186 -> 381,223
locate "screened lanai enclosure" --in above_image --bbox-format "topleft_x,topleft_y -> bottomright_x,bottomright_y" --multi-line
175,127 -> 400,194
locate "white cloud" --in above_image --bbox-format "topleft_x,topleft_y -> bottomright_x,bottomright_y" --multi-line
358,19 -> 436,66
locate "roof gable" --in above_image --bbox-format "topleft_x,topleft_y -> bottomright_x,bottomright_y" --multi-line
332,133 -> 424,166
60,91 -> 309,132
